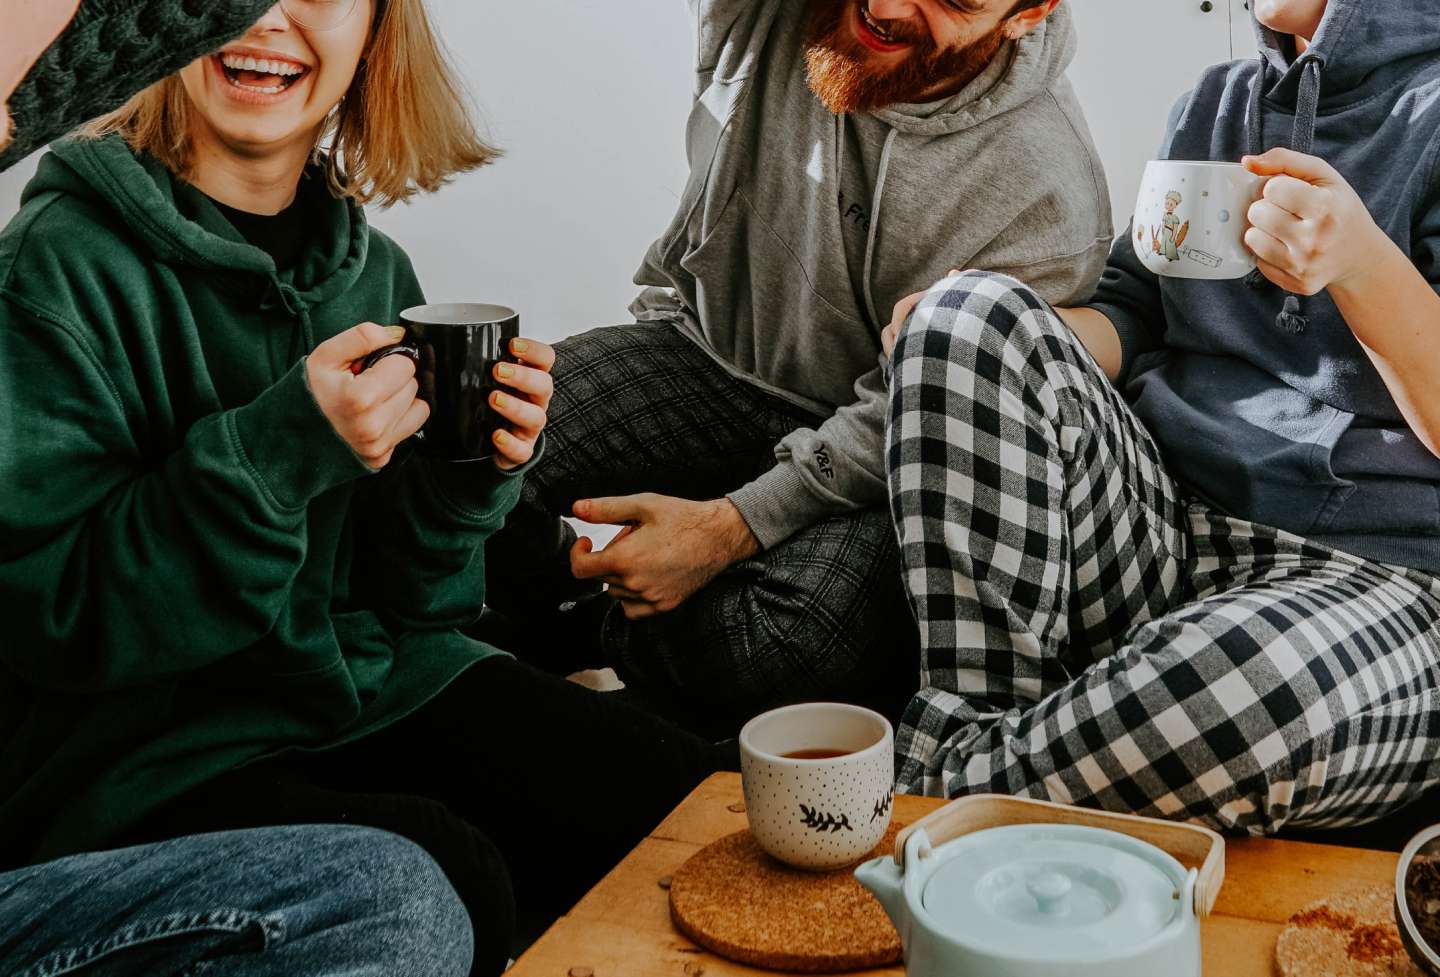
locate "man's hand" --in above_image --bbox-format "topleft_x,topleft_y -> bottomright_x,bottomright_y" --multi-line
570,494 -> 761,620
882,270 -> 963,358
882,290 -> 928,359
1243,149 -> 1390,297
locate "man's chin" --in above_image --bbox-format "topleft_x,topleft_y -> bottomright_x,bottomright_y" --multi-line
805,47 -> 868,115
803,1 -> 929,114
804,0 -> 1010,115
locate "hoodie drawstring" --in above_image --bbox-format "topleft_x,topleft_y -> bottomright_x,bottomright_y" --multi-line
1246,54 -> 1324,334
261,279 -> 316,366
1243,61 -> 1270,293
862,128 -> 899,329
1290,58 -> 1323,155
1246,60 -> 1268,163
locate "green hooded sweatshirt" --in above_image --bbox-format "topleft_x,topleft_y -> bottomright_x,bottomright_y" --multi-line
0,135 -> 517,867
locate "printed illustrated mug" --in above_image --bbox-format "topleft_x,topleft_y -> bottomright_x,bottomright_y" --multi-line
1133,160 -> 1267,280
360,303 -> 522,462
739,702 -> 895,871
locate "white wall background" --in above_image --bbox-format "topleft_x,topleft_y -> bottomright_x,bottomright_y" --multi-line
0,0 -> 1261,342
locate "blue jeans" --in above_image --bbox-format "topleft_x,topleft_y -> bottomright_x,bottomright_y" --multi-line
0,826 -> 472,977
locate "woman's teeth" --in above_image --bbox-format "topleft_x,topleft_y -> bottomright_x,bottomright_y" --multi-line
222,54 -> 305,76
219,53 -> 308,94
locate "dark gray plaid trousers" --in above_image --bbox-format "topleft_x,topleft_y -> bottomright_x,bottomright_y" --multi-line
887,271 -> 1440,834
485,323 -> 918,729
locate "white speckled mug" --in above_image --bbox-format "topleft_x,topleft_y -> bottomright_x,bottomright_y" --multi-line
739,703 -> 895,872
1133,160 -> 1267,280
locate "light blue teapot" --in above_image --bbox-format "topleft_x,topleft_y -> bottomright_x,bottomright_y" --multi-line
855,796 -> 1225,977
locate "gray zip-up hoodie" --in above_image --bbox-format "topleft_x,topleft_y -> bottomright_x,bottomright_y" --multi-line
1087,0 -> 1440,574
632,1 -> 1112,548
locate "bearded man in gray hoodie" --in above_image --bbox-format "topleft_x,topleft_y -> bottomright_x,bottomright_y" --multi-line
487,0 -> 1112,731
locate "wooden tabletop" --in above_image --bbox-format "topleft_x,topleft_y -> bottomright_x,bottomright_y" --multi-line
509,773 -> 1400,977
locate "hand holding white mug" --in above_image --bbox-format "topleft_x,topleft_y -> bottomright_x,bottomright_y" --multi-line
308,322 -> 430,469
1242,148 -> 1389,297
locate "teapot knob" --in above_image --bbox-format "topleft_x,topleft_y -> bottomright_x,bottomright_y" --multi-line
1028,872 -> 1073,915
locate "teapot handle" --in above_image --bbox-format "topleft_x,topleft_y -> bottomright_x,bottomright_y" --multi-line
893,795 -> 1226,918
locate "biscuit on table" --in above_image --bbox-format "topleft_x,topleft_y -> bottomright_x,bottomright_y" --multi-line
1276,886 -> 1422,977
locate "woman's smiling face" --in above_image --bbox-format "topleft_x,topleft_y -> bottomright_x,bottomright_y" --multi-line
178,1 -> 372,157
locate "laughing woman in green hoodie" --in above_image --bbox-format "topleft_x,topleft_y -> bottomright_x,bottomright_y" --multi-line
0,1 -> 726,971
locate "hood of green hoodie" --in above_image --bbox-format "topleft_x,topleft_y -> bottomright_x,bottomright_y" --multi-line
27,135 -> 370,308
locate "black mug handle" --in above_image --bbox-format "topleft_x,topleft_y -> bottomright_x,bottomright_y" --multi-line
350,343 -> 426,441
353,342 -> 420,375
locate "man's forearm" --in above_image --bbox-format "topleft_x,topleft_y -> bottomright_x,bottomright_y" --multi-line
715,497 -> 762,564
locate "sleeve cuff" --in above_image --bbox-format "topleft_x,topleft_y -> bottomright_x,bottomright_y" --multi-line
728,462 -> 845,551
228,359 -> 374,511
421,432 -> 547,525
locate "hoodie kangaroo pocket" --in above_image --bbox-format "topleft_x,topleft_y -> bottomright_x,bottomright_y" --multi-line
678,187 -> 873,407
682,187 -> 862,324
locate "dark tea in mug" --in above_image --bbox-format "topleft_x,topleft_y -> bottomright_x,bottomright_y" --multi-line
781,749 -> 855,760
400,303 -> 520,462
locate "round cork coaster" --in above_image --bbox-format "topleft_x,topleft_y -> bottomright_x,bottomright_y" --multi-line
669,826 -> 903,974
1276,886 -> 1423,977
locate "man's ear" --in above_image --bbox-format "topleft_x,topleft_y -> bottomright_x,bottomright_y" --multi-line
1004,0 -> 1063,40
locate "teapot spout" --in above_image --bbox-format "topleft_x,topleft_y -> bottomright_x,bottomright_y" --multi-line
855,855 -> 909,939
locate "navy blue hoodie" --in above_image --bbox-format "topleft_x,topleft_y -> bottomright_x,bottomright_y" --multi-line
1087,0 -> 1440,573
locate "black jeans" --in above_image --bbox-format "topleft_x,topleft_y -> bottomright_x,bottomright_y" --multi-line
485,324 -> 919,736
122,657 -> 735,977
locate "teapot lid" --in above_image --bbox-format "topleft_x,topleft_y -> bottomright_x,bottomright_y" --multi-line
919,824 -> 1187,960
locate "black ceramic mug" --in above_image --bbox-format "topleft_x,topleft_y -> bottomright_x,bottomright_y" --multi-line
362,303 -> 522,462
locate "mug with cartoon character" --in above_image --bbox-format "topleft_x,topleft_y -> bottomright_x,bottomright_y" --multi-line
1134,161 -> 1266,280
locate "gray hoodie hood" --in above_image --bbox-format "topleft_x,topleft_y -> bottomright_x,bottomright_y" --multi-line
871,5 -> 1079,136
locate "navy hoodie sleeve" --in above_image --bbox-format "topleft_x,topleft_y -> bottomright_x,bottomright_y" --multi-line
1412,144 -> 1440,294
1083,95 -> 1193,383
1084,225 -> 1165,383
0,296 -> 373,694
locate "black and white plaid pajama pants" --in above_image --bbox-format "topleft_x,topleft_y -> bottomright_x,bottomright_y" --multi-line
887,271 -> 1440,834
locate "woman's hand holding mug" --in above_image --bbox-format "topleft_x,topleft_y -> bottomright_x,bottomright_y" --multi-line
317,313 -> 554,473
309,322 -> 430,470
489,338 -> 555,471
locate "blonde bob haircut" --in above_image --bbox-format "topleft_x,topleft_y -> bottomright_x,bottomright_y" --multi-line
82,0 -> 497,208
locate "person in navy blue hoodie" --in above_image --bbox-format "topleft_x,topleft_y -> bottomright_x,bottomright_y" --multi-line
878,0 -> 1440,833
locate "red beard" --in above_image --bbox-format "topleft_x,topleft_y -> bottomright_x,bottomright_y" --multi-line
804,0 -> 1008,114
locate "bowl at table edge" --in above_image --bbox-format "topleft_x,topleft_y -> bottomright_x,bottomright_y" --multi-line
1397,823 -> 1440,977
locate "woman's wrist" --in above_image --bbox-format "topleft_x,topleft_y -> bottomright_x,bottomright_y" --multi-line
1329,223 -> 1407,301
